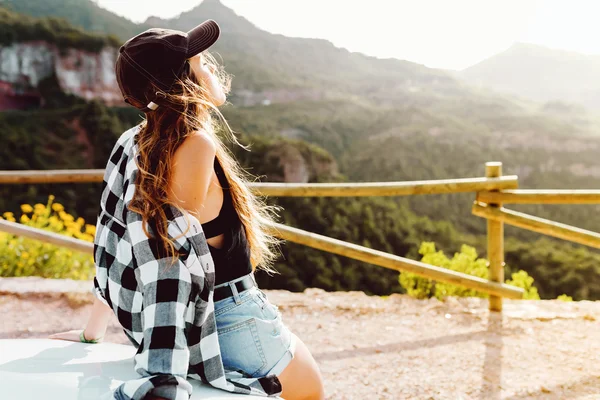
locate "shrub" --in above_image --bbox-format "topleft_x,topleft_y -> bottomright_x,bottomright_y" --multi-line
557,294 -> 573,302
505,270 -> 540,300
0,195 -> 95,280
399,242 -> 541,300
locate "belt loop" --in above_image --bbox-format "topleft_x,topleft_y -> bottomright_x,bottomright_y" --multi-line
230,281 -> 241,305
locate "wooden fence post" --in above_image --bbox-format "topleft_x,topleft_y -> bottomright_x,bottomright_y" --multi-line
486,162 -> 505,312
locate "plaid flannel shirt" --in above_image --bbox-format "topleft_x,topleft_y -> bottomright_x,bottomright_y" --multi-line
92,125 -> 282,400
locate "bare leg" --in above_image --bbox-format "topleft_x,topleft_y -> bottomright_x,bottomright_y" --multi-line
277,333 -> 325,400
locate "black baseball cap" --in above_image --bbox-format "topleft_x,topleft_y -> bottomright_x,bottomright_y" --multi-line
116,20 -> 220,113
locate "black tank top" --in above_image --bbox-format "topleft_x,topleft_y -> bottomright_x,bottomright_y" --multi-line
202,157 -> 252,285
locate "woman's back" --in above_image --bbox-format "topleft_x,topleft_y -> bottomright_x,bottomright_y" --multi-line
168,131 -> 225,248
168,131 -> 252,286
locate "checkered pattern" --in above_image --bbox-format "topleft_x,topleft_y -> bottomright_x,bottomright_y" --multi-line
93,125 -> 283,400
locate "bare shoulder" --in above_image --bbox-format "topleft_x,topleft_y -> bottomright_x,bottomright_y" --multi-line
174,131 -> 216,166
169,131 -> 217,210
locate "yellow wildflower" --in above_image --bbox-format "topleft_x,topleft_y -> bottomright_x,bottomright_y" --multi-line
20,215 -> 30,223
76,217 -> 85,226
52,203 -> 64,212
21,204 -> 33,213
85,224 -> 96,235
58,211 -> 75,222
34,204 -> 46,215
3,212 -> 14,218
21,252 -> 29,259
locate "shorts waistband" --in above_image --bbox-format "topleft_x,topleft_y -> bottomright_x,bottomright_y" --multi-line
214,271 -> 256,289
213,272 -> 256,304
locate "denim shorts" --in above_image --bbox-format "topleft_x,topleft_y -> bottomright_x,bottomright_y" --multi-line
213,272 -> 296,378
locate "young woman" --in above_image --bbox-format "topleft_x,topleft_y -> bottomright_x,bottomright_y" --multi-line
49,20 -> 324,400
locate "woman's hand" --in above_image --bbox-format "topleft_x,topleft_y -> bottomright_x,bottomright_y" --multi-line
48,295 -> 113,343
48,329 -> 103,343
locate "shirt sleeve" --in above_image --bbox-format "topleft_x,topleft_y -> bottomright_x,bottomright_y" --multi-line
113,234 -> 194,400
92,276 -> 111,308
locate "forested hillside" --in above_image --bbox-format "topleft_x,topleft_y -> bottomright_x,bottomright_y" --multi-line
0,0 -> 147,40
2,0 -> 600,300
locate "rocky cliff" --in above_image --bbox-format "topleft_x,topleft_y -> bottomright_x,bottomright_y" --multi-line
0,42 -> 122,110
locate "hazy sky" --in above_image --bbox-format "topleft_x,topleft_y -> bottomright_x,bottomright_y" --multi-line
95,0 -> 600,70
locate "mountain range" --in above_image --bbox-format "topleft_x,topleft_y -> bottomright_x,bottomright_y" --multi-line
3,0 -> 600,299
4,0 -> 600,234
461,42 -> 600,111
6,0 -> 600,113
4,0 -> 600,215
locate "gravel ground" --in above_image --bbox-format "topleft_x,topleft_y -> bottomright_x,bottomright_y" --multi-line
2,288 -> 600,400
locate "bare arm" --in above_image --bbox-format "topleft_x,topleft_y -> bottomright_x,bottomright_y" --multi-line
48,293 -> 113,342
84,294 -> 113,340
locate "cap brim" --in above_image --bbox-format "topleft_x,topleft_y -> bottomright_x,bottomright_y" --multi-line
186,20 -> 220,58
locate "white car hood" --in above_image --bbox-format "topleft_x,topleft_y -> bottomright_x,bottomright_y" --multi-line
0,339 -> 276,400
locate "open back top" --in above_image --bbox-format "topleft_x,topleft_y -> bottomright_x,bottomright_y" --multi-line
202,157 -> 252,285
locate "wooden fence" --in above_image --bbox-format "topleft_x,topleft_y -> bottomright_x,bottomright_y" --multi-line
2,161 -> 598,311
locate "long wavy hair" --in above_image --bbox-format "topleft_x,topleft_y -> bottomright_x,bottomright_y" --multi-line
127,51 -> 281,274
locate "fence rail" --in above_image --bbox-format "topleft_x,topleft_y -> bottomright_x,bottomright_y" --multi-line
267,221 -> 523,299
249,176 -> 519,197
472,202 -> 600,250
478,190 -> 600,204
0,170 -> 105,184
0,219 -> 93,254
0,169 -> 518,197
1,161 -> 597,311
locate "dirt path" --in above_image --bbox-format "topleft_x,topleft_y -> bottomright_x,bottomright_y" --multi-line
2,288 -> 600,399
